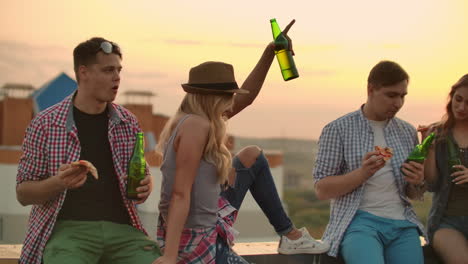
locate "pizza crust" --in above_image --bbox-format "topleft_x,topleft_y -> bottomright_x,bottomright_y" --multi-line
374,146 -> 393,161
71,160 -> 99,179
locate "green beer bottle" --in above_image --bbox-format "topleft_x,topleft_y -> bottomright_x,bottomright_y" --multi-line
405,132 -> 436,164
270,18 -> 299,81
126,132 -> 147,200
447,135 -> 467,187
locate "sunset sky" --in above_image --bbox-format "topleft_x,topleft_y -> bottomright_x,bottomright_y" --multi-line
1,0 -> 467,140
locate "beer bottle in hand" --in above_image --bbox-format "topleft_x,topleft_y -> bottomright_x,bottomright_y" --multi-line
270,18 -> 299,81
405,132 -> 436,164
126,132 -> 146,200
447,135 -> 467,187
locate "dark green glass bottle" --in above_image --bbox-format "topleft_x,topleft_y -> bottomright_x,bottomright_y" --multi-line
270,18 -> 299,81
405,132 -> 436,164
126,132 -> 147,200
447,136 -> 462,173
447,135 -> 467,187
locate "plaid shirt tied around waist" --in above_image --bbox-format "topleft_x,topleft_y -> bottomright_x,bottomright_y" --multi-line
156,197 -> 238,264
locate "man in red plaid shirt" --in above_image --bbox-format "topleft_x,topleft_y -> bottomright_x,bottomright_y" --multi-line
16,37 -> 161,264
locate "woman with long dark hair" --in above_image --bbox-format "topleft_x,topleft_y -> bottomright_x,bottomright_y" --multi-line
423,74 -> 468,263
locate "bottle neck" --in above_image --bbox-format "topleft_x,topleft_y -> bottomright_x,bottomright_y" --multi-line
447,135 -> 459,159
409,137 -> 434,160
133,134 -> 144,155
419,133 -> 435,157
270,20 -> 282,39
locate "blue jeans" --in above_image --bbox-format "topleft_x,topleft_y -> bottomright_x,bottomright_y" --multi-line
220,151 -> 293,235
340,210 -> 423,264
216,152 -> 292,263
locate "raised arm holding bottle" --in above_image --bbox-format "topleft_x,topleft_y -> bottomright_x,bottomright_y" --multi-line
226,19 -> 296,118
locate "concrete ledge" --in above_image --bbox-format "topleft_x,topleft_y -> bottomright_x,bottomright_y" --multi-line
233,241 -> 339,264
233,241 -> 443,264
0,242 -> 443,264
0,244 -> 20,264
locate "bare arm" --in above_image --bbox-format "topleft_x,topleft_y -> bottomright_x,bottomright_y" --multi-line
225,44 -> 275,118
226,19 -> 296,119
17,177 -> 64,206
16,164 -> 89,206
315,151 -> 384,200
16,118 -> 89,206
424,146 -> 438,190
155,116 -> 209,264
315,169 -> 367,200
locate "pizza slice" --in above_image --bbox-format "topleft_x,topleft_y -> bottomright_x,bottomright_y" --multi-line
71,160 -> 99,180
374,146 -> 394,161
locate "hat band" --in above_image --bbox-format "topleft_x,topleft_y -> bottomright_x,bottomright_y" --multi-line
188,82 -> 239,90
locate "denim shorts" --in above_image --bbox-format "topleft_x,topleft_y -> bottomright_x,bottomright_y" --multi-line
438,215 -> 468,239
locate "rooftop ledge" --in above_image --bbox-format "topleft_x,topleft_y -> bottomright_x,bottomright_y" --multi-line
0,241 -> 443,264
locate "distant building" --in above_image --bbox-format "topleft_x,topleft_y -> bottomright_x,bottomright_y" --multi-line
31,72 -> 77,114
0,83 -> 34,147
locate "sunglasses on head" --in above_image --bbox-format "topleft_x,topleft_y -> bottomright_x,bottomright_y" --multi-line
98,41 -> 120,54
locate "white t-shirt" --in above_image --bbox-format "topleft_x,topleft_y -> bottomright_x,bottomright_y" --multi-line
358,119 -> 406,220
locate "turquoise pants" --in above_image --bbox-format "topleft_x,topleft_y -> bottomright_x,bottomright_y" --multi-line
43,220 -> 161,264
340,210 -> 423,264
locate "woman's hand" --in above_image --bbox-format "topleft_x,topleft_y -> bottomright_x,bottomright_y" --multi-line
417,122 -> 439,141
282,19 -> 296,55
451,165 -> 468,185
271,19 -> 296,55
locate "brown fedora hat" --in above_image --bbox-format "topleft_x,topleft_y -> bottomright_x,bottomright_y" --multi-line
181,61 -> 249,94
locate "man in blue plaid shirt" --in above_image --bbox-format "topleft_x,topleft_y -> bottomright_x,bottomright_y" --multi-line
314,61 -> 427,264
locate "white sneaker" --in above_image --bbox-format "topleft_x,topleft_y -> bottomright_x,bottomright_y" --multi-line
277,227 -> 330,255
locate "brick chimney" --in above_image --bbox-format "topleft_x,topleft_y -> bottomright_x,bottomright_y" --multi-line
152,114 -> 169,141
122,90 -> 156,132
122,90 -> 169,167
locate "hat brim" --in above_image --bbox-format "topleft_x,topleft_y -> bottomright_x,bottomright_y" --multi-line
182,84 -> 250,94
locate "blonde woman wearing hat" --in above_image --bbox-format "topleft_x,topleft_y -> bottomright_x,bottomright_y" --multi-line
153,20 -> 329,264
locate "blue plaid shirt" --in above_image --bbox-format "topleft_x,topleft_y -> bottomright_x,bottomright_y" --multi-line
313,107 -> 426,257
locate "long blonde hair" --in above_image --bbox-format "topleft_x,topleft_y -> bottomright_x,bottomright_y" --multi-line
157,93 -> 234,183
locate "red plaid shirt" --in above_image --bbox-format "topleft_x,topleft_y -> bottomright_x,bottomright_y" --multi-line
16,94 -> 147,264
156,197 -> 238,264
